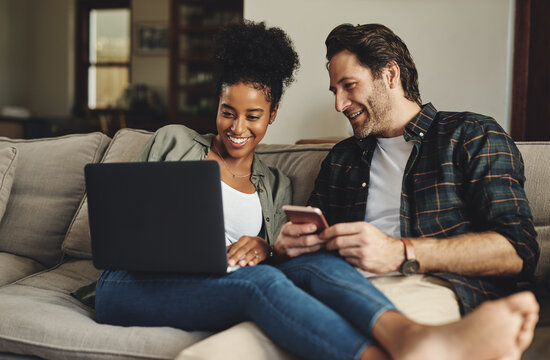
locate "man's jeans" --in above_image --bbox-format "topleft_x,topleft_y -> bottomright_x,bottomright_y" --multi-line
96,252 -> 396,360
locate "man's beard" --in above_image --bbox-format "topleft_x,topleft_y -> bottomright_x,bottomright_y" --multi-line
353,81 -> 392,139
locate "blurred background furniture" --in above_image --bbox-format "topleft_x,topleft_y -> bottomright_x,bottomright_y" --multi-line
0,116 -> 51,139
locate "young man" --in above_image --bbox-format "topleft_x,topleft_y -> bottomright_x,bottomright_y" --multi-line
275,23 -> 539,325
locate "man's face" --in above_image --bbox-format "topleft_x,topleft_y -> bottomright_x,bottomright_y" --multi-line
328,50 -> 392,138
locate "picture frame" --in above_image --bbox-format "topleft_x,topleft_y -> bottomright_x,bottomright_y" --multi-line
134,22 -> 169,55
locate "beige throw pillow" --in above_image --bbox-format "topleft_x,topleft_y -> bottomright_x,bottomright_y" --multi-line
0,133 -> 110,267
0,147 -> 17,222
62,128 -> 153,258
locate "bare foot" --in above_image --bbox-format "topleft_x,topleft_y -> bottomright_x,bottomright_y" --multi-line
359,344 -> 391,360
495,292 -> 540,360
375,291 -> 539,360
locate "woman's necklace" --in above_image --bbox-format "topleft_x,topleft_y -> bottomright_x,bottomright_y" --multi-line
212,142 -> 251,179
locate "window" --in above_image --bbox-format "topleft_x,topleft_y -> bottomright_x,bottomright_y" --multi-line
76,0 -> 130,112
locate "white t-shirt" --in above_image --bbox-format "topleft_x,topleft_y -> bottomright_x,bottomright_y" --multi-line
365,136 -> 414,238
359,135 -> 414,277
220,181 -> 263,246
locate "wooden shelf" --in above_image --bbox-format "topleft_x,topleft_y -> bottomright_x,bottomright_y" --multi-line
177,56 -> 212,62
169,0 -> 243,134
178,26 -> 221,33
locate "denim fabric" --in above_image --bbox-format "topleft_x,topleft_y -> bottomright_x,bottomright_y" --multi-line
278,252 -> 396,337
96,252 -> 397,360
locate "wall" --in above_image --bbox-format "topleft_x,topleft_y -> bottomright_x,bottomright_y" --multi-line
245,0 -> 515,144
27,0 -> 75,117
0,0 -> 514,141
0,0 -> 30,110
0,0 -> 73,117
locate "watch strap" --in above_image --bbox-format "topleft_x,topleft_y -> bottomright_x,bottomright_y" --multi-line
402,238 -> 416,260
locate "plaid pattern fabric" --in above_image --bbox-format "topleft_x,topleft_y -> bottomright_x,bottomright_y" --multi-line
308,103 -> 539,314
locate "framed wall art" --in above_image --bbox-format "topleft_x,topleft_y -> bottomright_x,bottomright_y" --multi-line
134,22 -> 169,55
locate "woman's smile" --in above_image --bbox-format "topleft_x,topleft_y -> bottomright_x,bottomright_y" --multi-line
226,133 -> 253,147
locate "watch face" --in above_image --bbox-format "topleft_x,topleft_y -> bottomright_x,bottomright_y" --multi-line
402,259 -> 420,276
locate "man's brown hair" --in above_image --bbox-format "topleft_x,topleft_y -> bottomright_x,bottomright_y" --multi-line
326,23 -> 421,105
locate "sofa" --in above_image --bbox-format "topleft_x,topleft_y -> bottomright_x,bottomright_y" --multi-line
0,128 -> 548,360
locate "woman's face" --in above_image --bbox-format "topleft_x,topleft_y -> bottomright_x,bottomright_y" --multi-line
216,82 -> 277,160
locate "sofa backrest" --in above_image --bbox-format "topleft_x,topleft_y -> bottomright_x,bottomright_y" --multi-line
0,133 -> 110,267
62,128 -> 153,258
58,129 -> 550,282
255,143 -> 333,206
258,141 -> 550,280
62,131 -> 332,259
516,142 -> 550,280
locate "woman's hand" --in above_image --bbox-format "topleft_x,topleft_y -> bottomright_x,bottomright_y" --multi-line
227,236 -> 271,267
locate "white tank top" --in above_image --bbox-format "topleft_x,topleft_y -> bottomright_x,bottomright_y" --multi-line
220,181 -> 263,246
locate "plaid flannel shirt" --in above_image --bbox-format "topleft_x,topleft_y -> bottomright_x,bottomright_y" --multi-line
308,103 -> 539,314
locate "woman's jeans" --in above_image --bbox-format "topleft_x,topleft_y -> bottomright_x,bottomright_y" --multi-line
96,252 -> 397,360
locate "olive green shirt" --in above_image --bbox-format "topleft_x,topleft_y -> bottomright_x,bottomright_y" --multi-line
72,125 -> 292,308
137,124 -> 292,244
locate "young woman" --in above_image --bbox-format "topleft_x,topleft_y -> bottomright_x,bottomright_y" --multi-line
95,21 -> 538,360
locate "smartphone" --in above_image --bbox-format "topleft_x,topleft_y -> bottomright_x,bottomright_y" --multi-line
282,205 -> 329,233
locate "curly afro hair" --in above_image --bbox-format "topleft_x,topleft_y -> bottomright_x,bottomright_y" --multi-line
214,21 -> 300,110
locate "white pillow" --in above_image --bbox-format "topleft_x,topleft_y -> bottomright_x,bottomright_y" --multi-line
0,147 -> 18,222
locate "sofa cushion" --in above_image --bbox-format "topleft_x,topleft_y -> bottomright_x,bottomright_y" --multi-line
0,133 -> 110,267
62,128 -> 153,259
256,143 -> 333,206
516,142 -> 550,280
0,252 -> 45,287
0,147 -> 17,222
0,260 -> 210,360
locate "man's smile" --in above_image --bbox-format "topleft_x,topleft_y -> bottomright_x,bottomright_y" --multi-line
347,109 -> 364,120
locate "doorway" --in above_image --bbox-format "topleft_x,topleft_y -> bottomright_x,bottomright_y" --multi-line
511,0 -> 550,141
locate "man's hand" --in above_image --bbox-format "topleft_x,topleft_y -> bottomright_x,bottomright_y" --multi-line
227,236 -> 270,267
321,221 -> 405,274
274,222 -> 326,257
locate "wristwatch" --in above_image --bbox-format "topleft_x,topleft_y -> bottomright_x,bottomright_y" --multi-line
400,238 -> 420,276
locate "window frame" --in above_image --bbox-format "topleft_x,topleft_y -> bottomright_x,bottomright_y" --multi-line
75,0 -> 131,114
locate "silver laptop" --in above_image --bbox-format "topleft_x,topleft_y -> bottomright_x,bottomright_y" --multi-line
85,160 -> 229,274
